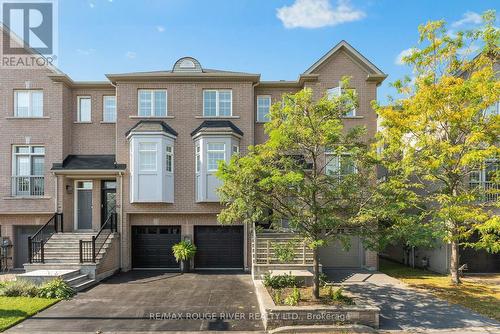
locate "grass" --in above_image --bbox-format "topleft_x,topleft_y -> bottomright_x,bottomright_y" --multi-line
267,286 -> 354,306
0,297 -> 59,332
380,259 -> 500,321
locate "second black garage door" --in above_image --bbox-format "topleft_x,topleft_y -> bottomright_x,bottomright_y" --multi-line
194,226 -> 244,269
132,226 -> 181,269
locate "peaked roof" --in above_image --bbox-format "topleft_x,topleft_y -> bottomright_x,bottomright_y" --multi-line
125,120 -> 178,137
191,120 -> 244,137
303,40 -> 387,83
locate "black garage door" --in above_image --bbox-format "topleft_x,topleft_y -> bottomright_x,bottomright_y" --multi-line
132,226 -> 181,269
194,226 -> 244,269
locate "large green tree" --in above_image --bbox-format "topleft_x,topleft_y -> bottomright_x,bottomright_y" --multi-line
373,11 -> 499,284
217,85 -> 377,299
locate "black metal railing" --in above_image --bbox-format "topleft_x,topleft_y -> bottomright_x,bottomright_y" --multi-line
80,213 -> 117,263
28,213 -> 63,263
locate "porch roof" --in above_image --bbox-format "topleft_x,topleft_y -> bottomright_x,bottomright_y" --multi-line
51,155 -> 126,173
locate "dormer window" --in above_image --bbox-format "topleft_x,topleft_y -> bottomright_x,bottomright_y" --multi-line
179,59 -> 196,69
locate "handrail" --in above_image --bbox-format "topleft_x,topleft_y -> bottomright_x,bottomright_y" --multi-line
28,213 -> 63,263
80,213 -> 117,263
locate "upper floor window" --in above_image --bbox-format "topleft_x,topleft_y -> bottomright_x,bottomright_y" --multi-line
325,154 -> 357,176
139,142 -> 157,172
103,96 -> 116,122
257,95 -> 271,122
165,145 -> 173,173
14,90 -> 43,117
203,90 -> 232,117
207,143 -> 225,171
138,89 -> 167,117
327,86 -> 356,117
77,96 -> 92,122
483,101 -> 499,117
12,146 -> 45,196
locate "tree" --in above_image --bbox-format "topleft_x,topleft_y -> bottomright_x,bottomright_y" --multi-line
217,85 -> 377,299
373,11 -> 500,284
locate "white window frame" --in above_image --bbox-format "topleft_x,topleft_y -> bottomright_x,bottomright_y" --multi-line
325,153 -> 357,176
102,95 -> 117,123
203,89 -> 233,117
195,145 -> 201,173
207,143 -> 226,172
483,101 -> 499,117
137,89 -> 168,117
232,144 -> 240,156
257,95 -> 271,122
165,145 -> 173,173
77,96 -> 92,122
14,90 -> 43,117
12,145 -> 45,196
138,142 -> 158,172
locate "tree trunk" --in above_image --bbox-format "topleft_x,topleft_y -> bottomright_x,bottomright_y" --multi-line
312,248 -> 320,300
450,240 -> 461,284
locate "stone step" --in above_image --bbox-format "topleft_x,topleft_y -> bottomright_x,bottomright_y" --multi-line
65,273 -> 90,287
71,278 -> 97,292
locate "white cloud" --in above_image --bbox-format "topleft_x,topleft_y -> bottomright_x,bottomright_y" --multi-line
77,48 -> 96,56
156,25 -> 165,33
452,11 -> 482,28
276,0 -> 366,29
395,48 -> 416,66
125,51 -> 136,59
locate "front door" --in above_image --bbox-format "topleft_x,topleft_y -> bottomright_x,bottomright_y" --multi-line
76,181 -> 93,230
101,180 -> 116,226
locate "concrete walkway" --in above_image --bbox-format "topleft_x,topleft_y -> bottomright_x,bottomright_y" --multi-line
7,271 -> 264,333
325,269 -> 500,333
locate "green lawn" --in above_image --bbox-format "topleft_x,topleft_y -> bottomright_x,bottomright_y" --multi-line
0,297 -> 59,332
380,259 -> 500,321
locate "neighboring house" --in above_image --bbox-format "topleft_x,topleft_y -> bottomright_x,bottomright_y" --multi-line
0,35 -> 386,281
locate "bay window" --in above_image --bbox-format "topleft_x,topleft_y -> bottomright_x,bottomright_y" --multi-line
207,143 -> 226,171
165,146 -> 173,173
138,143 -> 157,172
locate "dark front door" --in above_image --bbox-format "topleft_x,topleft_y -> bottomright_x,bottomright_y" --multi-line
194,226 -> 244,269
77,189 -> 93,230
14,226 -> 39,268
132,226 -> 181,269
101,181 -> 116,226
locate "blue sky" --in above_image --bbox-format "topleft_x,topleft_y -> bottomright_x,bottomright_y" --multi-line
56,0 -> 499,102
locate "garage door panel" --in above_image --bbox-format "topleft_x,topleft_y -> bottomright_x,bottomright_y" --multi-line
132,226 -> 180,269
319,236 -> 361,268
194,226 -> 243,269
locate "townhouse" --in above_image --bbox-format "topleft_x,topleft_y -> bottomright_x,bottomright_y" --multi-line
0,38 -> 386,280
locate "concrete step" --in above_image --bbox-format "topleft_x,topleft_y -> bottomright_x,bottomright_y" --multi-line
65,273 -> 90,286
71,278 -> 97,292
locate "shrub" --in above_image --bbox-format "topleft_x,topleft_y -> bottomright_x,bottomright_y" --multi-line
263,273 -> 298,289
272,289 -> 283,304
0,280 -> 39,297
319,272 -> 330,287
327,286 -> 353,304
284,287 -> 300,306
38,278 -> 75,300
172,240 -> 197,262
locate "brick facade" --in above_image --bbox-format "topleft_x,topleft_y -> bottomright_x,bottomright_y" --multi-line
0,39 -> 385,271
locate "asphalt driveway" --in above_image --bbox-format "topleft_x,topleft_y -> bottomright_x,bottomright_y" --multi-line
325,269 -> 500,333
7,271 -> 264,333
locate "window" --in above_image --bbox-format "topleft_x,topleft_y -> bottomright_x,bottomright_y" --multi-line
138,90 -> 167,117
257,96 -> 271,122
14,90 -> 43,117
207,143 -> 225,171
325,154 -> 357,176
483,101 -> 499,117
470,159 -> 499,202
77,96 -> 92,122
195,145 -> 201,173
103,96 -> 116,122
138,143 -> 157,172
203,90 -> 232,116
165,146 -> 173,173
327,86 -> 356,117
12,146 -> 45,196
232,145 -> 239,156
